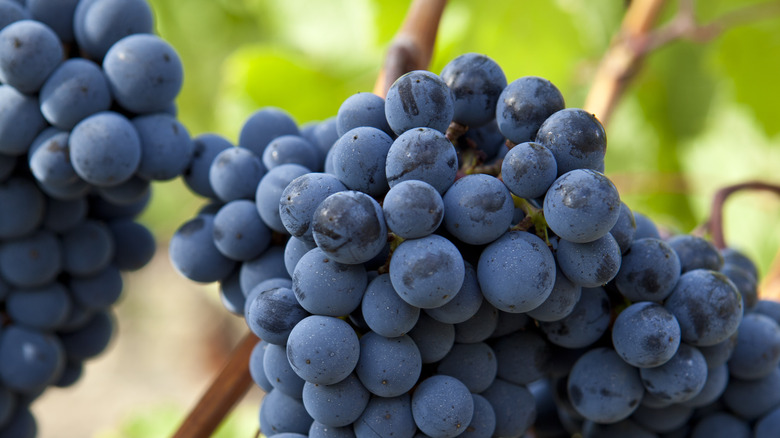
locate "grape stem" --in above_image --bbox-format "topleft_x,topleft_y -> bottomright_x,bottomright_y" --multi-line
511,196 -> 549,243
706,180 -> 780,250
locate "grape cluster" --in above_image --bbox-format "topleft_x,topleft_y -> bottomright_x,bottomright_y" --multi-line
0,1 -> 189,435
170,52 -> 776,438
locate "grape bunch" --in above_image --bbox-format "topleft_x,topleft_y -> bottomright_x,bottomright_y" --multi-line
0,1 -> 190,436
170,52 -> 777,438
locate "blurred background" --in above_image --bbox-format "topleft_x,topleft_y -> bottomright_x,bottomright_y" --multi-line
31,0 -> 780,436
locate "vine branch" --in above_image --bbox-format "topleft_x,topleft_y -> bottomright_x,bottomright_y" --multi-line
706,181 -> 780,250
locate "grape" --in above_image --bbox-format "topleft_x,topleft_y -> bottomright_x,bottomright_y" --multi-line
0,1 -> 28,32
0,229 -> 61,288
436,342 -> 497,393
308,117 -> 339,160
723,367 -> 780,421
330,126 -> 393,197
496,76 -> 565,144
424,263 -> 483,324
286,315 -> 360,385
453,300 -> 498,343
667,234 -> 723,273
245,286 -> 307,346
239,107 -> 300,157
461,119 -> 506,161
284,236 -> 315,277
610,201 -> 636,254
389,234 -> 464,309
280,172 -> 347,243
385,70 -> 454,135
292,247 -> 367,316
697,333 -> 737,368
544,169 -> 621,243
168,214 -> 236,283
6,283 -> 71,330
385,127 -> 458,194
0,325 -> 64,393
639,343 -> 707,403
25,0 -> 78,42
61,220 -> 114,276
0,178 -> 45,239
632,211 -> 661,239
0,406 -> 35,438
239,246 -> 289,295
259,389 -> 313,436
59,310 -> 115,361
490,311 -> 530,339
96,176 -> 149,205
442,173 -> 514,245
754,299 -> 780,325
107,219 -> 155,271
353,394 -> 417,438
312,190 -> 388,265
264,343 -> 305,398
411,375 -> 474,438
255,163 -> 310,234
567,347 -> 643,423
103,34 -> 183,114
440,53 -> 507,127
721,264 -> 758,309
361,274 -> 420,337
0,387 -> 14,428
262,134 -> 321,171
477,231 -> 556,313
38,58 -> 111,130
755,407 -> 780,438
209,147 -> 266,202
69,264 -> 123,310
382,180 -> 444,240
69,111 -> 142,187
132,113 -> 193,181
501,141 -> 558,200
680,363 -> 729,408
183,134 -> 232,199
336,92 -> 392,136
28,128 -> 74,187
73,0 -> 153,61
408,313 -> 455,364
631,404 -> 693,434
493,330 -> 551,385
614,237 -> 681,302
461,394 -> 496,438
556,233 -> 622,288
0,20 -> 62,94
581,419 -> 658,438
690,412 -> 750,438
721,247 -> 759,281
663,269 -> 742,347
535,108 -> 606,175
309,422 -> 355,438
727,312 -> 780,379
212,200 -> 272,261
355,332 -> 421,397
526,265 -> 581,322
540,287 -> 611,349
0,85 -> 47,156
302,373 -> 370,427
612,301 -> 681,368
218,269 -> 245,316
481,379 -> 536,437
0,154 -> 15,182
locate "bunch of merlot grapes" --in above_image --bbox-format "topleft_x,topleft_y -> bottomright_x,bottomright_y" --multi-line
169,51 -> 778,438
0,0 -> 191,436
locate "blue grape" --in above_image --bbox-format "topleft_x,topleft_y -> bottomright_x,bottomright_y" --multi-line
493,330 -> 550,385
264,343 -> 305,399
490,311 -> 530,338
355,331 -> 421,397
168,214 -> 236,283
0,1 -> 28,32
0,177 -> 45,239
0,325 -> 64,394
218,268 -> 244,316
61,220 -> 114,276
424,262 -> 483,324
581,419 -> 659,438
39,177 -> 90,201
480,379 -> 536,437
239,246 -> 289,295
88,186 -> 150,220
411,375 -> 474,438
437,342 -> 497,393
96,176 -> 149,205
312,191 -> 387,265
727,312 -> 780,379
690,412 -> 750,438
132,113 -> 193,181
353,394 -> 417,438
385,70 -> 454,135
259,389 -> 313,436
440,53 -> 506,128
754,299 -> 780,325
209,147 -> 266,202
556,233 -> 622,287
612,301 -> 681,368
632,211 -> 661,240
639,343 -> 707,403
69,264 -> 123,310
0,85 -> 47,156
284,236 -> 315,277
495,76 -> 564,144
544,169 -> 621,243
286,315 -> 360,385
308,116 -> 339,161
239,107 -> 300,157
0,386 -> 15,428
58,302 -> 93,332
477,231 -> 556,313
245,286 -> 307,346
336,92 -> 392,136
0,153 -> 15,182
755,407 -> 780,438
292,247 -> 367,316
453,300 -> 498,344
461,394 -> 496,438
540,287 -> 611,349
664,269 -> 742,346
280,172 -> 347,243
73,0 -> 153,61
302,373 -> 370,427
28,128 -> 77,184
461,119 -> 506,161
39,58 -> 112,130
389,234 -> 465,309
330,127 -> 393,197
667,234 -> 723,273
535,108 -> 606,175
249,340 -> 273,392
721,247 -> 759,281
567,347 -> 643,423
103,34 -> 183,114
6,282 -> 71,330
26,0 -> 79,42
0,229 -> 61,288
0,405 -> 36,438
212,200 -> 272,261
501,141 -> 557,200
0,20 -> 63,94
256,163 -> 310,233
723,367 -> 780,421
382,180 -> 443,240
615,237 -> 681,302
609,202 -> 636,254
183,134 -> 232,199
631,404 -> 693,434
385,127 -> 457,194
408,313 -> 455,364
361,274 -> 420,337
722,264 -> 758,309
442,173 -> 514,245
309,422 -> 355,438
69,111 -> 142,187
697,333 -> 737,368
107,219 -> 155,271
680,363 -> 729,408
526,265 -> 581,322
59,310 -> 115,360
262,134 -> 321,171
